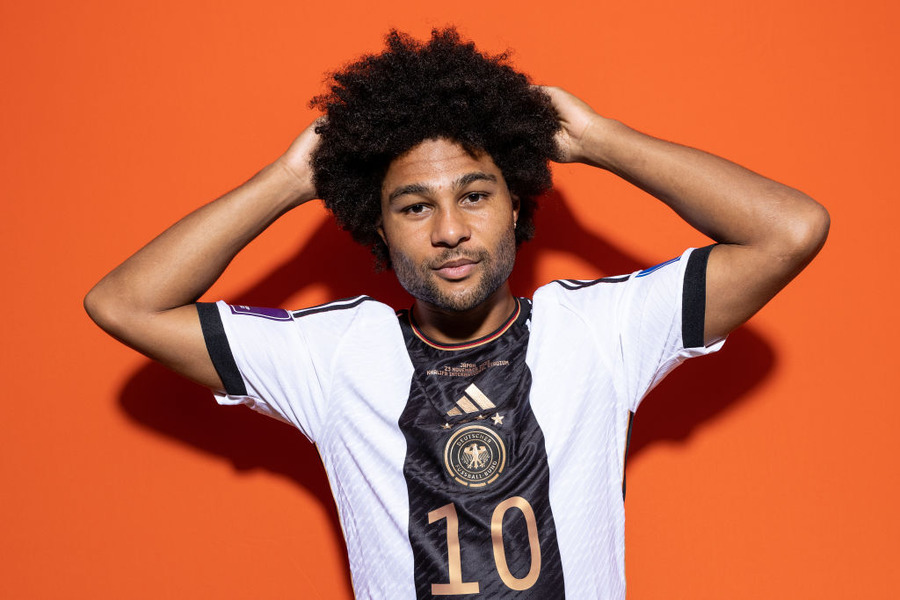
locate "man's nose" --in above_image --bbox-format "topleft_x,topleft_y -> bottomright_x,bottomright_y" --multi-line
431,205 -> 471,248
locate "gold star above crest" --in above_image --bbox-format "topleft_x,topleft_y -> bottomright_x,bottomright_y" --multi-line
441,422 -> 451,430
491,413 -> 504,426
475,414 -> 486,420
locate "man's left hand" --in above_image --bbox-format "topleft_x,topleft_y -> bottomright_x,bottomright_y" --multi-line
541,86 -> 603,165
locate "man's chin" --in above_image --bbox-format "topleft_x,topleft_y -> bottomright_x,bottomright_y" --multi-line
419,292 -> 484,314
419,279 -> 504,314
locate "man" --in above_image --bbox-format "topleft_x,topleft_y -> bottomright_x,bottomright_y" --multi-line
85,29 -> 828,599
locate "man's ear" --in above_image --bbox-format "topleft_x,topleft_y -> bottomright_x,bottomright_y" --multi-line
376,218 -> 386,244
511,194 -> 520,227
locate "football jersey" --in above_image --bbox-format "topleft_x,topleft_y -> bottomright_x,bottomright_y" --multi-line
196,246 -> 723,599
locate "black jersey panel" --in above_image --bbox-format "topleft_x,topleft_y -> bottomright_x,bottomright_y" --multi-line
398,301 -> 565,598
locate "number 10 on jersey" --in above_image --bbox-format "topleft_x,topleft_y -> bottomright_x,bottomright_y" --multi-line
428,496 -> 542,594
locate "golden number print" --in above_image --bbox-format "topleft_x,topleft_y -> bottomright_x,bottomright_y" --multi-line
428,497 -> 542,594
428,503 -> 480,595
491,496 -> 541,590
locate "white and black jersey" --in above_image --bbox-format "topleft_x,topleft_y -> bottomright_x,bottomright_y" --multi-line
196,246 -> 723,599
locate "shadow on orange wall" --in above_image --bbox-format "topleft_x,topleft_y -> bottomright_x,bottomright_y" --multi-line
117,189 -> 775,590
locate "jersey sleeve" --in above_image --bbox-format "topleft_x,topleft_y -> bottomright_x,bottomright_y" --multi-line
540,246 -> 724,413
615,245 -> 725,411
195,299 -> 366,442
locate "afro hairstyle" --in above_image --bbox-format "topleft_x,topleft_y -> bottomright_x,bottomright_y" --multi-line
310,27 -> 561,268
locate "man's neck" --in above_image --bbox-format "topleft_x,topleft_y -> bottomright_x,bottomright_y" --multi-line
412,286 -> 517,345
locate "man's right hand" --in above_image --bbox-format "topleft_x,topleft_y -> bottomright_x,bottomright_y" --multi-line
273,118 -> 323,207
84,120 -> 322,390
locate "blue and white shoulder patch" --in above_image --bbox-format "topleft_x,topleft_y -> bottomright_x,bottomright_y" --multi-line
635,256 -> 680,278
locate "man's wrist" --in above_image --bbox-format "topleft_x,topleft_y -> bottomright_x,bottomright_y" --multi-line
264,159 -> 318,209
576,116 -> 625,170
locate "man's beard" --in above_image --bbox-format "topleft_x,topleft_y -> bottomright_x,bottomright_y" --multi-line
389,231 -> 516,313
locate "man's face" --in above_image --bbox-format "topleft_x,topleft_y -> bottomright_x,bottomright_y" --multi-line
378,138 -> 519,313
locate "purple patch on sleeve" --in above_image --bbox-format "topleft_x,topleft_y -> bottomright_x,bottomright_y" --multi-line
228,305 -> 292,321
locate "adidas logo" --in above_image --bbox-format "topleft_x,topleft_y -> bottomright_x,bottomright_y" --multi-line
447,383 -> 496,416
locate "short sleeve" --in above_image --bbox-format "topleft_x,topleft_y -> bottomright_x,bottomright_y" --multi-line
196,300 -> 355,442
535,246 -> 724,414
615,246 -> 724,411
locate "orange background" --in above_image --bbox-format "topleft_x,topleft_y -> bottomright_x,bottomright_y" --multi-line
2,0 -> 897,598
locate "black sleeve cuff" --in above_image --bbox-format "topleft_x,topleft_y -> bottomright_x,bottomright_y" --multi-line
196,302 -> 248,396
681,245 -> 715,349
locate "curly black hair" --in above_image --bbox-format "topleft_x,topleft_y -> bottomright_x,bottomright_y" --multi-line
310,27 -> 560,268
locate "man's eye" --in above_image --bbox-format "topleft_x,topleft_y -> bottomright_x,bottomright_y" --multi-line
403,204 -> 427,214
463,192 -> 487,203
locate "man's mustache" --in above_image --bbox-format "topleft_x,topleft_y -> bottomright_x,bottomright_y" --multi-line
427,250 -> 489,270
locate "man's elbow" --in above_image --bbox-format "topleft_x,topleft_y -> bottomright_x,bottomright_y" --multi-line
84,285 -> 109,329
84,282 -> 128,337
775,196 -> 830,266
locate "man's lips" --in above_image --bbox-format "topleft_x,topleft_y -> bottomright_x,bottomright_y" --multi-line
433,257 -> 479,279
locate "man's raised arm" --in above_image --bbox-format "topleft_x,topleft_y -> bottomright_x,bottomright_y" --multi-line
84,121 -> 321,389
543,86 -> 830,345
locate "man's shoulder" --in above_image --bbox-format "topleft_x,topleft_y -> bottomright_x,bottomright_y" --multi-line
216,296 -> 399,342
284,295 -> 404,343
532,274 -> 634,308
289,295 -> 393,321
533,249 -> 697,301
538,275 -> 632,294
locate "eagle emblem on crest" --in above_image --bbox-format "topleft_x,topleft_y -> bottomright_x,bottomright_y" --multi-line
444,425 -> 506,488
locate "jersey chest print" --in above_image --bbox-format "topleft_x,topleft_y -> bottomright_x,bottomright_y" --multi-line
397,299 -> 565,598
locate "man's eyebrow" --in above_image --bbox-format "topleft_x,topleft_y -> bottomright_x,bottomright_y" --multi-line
454,171 -> 497,188
387,172 -> 498,204
388,183 -> 430,203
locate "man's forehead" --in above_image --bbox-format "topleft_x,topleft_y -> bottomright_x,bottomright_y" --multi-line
395,137 -> 483,161
382,138 -> 503,196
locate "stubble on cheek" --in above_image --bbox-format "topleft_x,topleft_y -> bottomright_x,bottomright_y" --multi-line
389,232 -> 516,313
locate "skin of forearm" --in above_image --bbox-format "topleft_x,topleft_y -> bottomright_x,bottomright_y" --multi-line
85,162 -> 311,326
84,122 -> 318,389
577,116 -> 827,253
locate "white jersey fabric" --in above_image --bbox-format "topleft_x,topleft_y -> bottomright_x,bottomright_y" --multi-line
197,246 -> 723,599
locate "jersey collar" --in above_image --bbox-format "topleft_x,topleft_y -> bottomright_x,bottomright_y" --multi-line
408,298 -> 524,351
